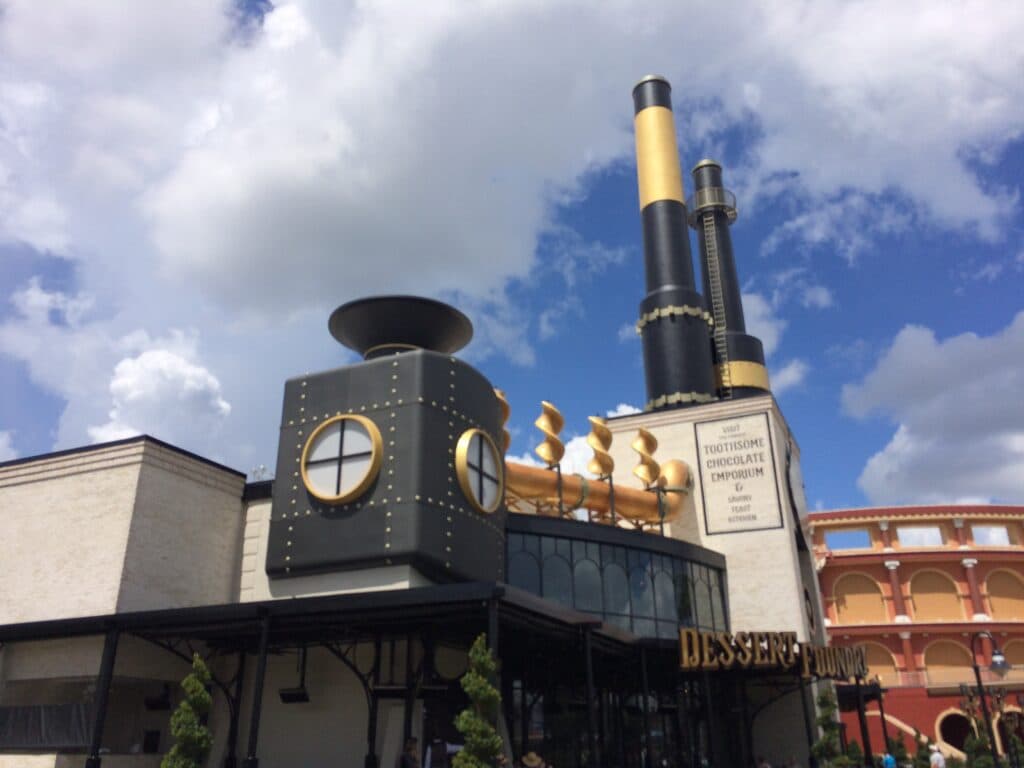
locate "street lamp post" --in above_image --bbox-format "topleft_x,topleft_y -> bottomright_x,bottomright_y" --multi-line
970,630 -> 1010,766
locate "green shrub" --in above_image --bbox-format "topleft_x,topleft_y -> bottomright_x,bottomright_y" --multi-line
161,654 -> 213,768
453,634 -> 503,768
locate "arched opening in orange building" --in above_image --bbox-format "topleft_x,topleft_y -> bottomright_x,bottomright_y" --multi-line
937,710 -> 973,754
833,573 -> 887,624
924,641 -> 974,686
986,570 -> 1024,620
910,570 -> 964,622
863,642 -> 899,686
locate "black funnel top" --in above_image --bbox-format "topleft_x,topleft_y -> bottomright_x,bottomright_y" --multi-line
329,295 -> 473,359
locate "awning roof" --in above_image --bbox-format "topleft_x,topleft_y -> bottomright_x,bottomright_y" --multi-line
0,581 -> 647,657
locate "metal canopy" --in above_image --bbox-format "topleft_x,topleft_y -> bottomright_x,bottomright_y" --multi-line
0,581 -> 644,657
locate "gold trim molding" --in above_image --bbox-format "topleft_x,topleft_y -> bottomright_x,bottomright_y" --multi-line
635,304 -> 714,333
645,391 -> 716,410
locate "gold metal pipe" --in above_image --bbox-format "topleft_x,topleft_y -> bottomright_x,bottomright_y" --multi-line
505,459 -> 691,524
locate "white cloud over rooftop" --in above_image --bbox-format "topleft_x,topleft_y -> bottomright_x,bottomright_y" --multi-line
0,0 -> 1021,480
843,312 -> 1024,504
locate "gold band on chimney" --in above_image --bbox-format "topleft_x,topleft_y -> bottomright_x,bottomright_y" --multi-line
635,106 -> 685,209
717,361 -> 770,391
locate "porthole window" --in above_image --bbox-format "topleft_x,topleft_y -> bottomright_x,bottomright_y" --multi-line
301,415 -> 382,504
455,428 -> 503,514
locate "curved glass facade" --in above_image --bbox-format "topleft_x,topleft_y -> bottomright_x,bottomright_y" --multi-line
506,514 -> 728,638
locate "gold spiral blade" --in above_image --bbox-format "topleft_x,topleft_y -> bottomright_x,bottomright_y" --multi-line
631,427 -> 661,487
534,401 -> 565,467
493,388 -> 511,453
586,416 -> 614,477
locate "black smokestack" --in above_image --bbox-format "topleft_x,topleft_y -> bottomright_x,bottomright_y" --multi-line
689,160 -> 769,398
329,295 -> 472,360
632,76 -> 715,411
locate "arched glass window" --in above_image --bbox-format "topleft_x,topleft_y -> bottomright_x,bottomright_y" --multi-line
630,565 -> 655,619
603,563 -> 630,617
674,563 -> 693,625
693,566 -> 713,630
509,551 -> 540,595
708,570 -> 725,630
654,571 -> 677,623
574,560 -> 603,613
542,556 -> 572,608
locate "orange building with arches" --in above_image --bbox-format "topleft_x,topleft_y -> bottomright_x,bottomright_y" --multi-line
809,505 -> 1024,761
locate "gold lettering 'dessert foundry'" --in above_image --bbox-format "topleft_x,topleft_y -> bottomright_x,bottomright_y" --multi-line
679,629 -> 869,681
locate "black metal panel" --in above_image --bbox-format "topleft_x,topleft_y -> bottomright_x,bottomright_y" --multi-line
695,208 -> 747,332
632,76 -> 673,113
639,286 -> 715,406
724,333 -> 765,364
267,349 -> 505,583
641,200 -> 698,292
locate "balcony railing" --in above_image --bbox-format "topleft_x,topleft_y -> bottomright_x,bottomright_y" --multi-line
872,666 -> 1024,689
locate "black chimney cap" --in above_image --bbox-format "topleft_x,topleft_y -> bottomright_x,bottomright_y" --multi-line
329,295 -> 473,359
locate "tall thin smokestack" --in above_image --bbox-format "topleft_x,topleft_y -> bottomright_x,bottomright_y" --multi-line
632,75 -> 715,411
690,159 -> 769,398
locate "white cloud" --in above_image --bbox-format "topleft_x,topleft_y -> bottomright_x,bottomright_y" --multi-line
0,431 -> 18,462
1,0 -> 1023,469
842,313 -> 1024,504
606,403 -> 641,417
975,262 -> 1003,282
801,285 -> 833,309
742,292 -> 785,357
760,193 -> 912,265
617,323 -> 637,343
0,279 -> 234,457
88,345 -> 231,445
771,359 -> 809,395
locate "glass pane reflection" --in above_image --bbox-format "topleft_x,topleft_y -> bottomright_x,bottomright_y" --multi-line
506,529 -> 726,639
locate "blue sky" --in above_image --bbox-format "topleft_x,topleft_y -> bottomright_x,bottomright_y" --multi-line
1,0 -> 1022,509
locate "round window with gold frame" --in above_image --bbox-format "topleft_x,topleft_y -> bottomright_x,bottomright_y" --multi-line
301,414 -> 383,504
455,428 -> 503,514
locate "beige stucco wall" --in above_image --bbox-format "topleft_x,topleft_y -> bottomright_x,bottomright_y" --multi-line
0,443 -> 143,624
238,497 -> 431,602
0,439 -> 245,627
607,396 -> 819,641
117,442 -> 245,611
1,635 -> 190,685
224,646 -> 379,768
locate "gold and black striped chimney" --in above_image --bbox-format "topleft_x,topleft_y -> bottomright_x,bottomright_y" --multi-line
632,75 -> 715,411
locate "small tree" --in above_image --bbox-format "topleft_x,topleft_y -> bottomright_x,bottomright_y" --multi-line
888,734 -> 909,765
812,686 -> 853,767
161,653 -> 213,768
845,738 -> 863,766
963,729 -> 996,768
912,730 -> 932,768
453,634 -> 503,768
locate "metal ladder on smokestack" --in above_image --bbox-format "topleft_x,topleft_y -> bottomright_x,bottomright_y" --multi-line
702,212 -> 731,397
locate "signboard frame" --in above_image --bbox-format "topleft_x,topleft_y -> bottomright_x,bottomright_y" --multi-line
695,411 -> 784,536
